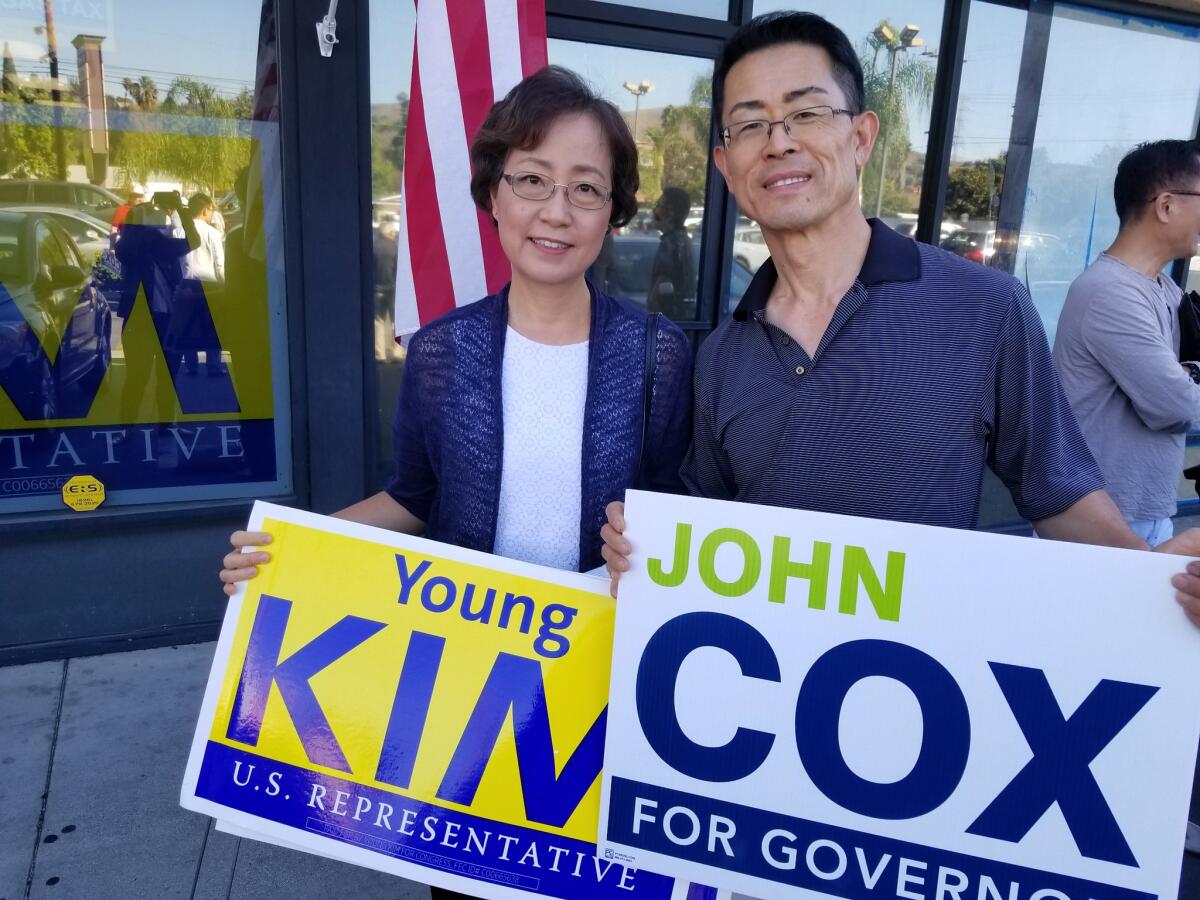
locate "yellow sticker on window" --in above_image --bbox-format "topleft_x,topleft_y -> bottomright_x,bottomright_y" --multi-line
61,475 -> 105,511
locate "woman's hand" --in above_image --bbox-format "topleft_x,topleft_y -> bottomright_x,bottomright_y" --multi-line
219,530 -> 272,596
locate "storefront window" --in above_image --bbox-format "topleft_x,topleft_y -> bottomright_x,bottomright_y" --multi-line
942,1 -> 1025,262
1014,4 -> 1200,344
549,40 -> 714,323
0,1 -> 290,513
368,2 -> 416,488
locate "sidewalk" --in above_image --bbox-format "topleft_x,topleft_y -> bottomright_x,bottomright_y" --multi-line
0,644 -> 430,900
2,642 -> 1199,900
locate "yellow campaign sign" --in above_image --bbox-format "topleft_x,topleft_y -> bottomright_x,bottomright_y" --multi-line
61,474 -> 105,510
0,108 -> 288,510
180,502 -> 684,900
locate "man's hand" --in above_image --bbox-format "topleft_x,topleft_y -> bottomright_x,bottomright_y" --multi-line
1154,528 -> 1200,628
599,501 -> 630,599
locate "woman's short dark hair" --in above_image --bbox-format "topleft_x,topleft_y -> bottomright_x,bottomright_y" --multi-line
713,12 -> 864,125
1114,139 -> 1200,226
470,65 -> 639,228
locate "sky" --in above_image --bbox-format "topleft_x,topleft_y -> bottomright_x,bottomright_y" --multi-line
0,0 -> 258,101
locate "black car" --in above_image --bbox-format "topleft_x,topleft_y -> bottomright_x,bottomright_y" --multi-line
0,209 -> 112,421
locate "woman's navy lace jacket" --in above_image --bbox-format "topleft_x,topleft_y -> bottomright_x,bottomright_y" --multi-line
386,283 -> 693,572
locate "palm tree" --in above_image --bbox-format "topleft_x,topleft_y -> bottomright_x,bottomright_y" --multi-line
860,21 -> 936,217
122,75 -> 158,110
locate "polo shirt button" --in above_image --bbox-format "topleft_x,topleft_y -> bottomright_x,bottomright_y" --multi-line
781,335 -> 790,345
795,365 -> 806,376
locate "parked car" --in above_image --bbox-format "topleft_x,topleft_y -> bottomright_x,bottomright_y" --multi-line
733,225 -> 770,272
598,234 -> 754,315
10,206 -> 112,261
893,221 -> 964,242
0,179 -> 122,218
617,207 -> 656,236
941,229 -> 995,263
0,209 -> 111,421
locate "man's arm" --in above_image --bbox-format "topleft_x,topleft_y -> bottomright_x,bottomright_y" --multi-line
1033,489 -> 1147,549
1081,286 -> 1200,431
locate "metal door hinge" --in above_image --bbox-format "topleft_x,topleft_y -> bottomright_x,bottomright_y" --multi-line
317,0 -> 339,57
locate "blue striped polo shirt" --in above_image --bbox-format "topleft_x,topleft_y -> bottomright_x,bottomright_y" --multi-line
682,219 -> 1104,528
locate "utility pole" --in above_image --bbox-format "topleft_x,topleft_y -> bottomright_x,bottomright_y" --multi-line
873,47 -> 901,219
871,23 -> 922,219
43,0 -> 66,179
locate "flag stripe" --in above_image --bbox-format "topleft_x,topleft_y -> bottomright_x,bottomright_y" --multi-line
395,0 -> 548,337
517,0 -> 549,76
484,0 -> 525,93
416,0 -> 489,306
402,45 -> 454,328
447,0 -> 510,296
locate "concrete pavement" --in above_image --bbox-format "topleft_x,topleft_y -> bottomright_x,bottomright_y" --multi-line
0,644 -> 428,900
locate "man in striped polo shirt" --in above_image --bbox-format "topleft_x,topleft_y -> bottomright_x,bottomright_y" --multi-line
601,11 -> 1200,627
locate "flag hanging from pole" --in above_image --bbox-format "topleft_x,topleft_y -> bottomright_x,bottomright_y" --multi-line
394,0 -> 548,337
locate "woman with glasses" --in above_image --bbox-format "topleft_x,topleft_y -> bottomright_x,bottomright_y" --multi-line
217,65 -> 692,900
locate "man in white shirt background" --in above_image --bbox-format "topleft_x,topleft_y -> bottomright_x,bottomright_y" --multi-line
176,192 -> 227,376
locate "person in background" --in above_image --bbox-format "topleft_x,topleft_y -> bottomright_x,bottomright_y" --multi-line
174,193 -> 227,376
1053,139 -> 1200,858
217,65 -> 693,900
647,186 -> 696,319
110,186 -> 144,230
1055,140 -> 1200,548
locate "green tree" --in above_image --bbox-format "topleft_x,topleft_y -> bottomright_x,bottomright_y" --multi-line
638,75 -> 710,208
109,76 -> 253,196
859,22 -> 935,217
123,75 -> 158,111
371,92 -> 409,197
945,155 -> 1005,220
0,50 -> 69,177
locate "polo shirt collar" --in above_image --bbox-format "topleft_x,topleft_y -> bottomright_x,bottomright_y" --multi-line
732,217 -> 922,320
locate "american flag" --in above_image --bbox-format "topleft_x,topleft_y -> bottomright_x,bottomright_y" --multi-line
394,0 -> 548,337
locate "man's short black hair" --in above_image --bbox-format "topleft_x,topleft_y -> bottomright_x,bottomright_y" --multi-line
1114,139 -> 1200,226
713,11 -> 864,126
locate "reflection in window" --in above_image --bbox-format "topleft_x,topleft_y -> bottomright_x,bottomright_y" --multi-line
1018,5 -> 1200,343
550,39 -> 713,321
368,2 -> 416,488
0,2 -> 290,512
941,0 -> 1024,281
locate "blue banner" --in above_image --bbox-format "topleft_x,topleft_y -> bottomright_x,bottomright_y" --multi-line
196,742 -> 675,899
607,778 -> 1154,900
0,418 -> 277,498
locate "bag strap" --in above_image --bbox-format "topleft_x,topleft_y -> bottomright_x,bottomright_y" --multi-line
637,313 -> 660,487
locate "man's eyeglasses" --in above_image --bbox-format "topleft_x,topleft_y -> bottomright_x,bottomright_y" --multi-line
1148,189 -> 1200,202
502,172 -> 611,211
720,105 -> 858,150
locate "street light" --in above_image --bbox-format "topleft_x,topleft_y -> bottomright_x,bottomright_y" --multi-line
872,23 -> 922,219
622,80 -> 653,145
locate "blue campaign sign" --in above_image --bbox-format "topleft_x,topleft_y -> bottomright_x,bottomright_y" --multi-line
598,492 -> 1200,900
